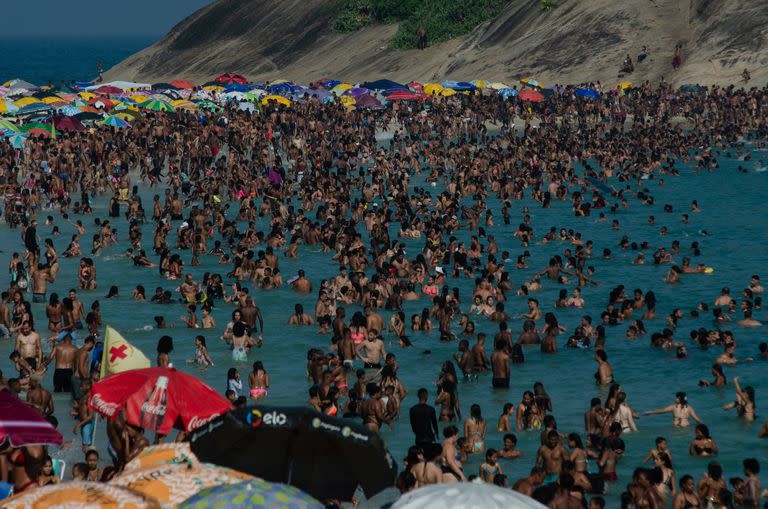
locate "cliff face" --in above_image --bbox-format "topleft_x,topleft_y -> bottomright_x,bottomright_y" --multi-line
105,0 -> 768,86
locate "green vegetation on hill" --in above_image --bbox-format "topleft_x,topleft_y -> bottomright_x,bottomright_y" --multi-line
331,0 -> 510,50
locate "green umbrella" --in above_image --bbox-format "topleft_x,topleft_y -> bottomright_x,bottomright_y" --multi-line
178,479 -> 323,509
139,99 -> 175,112
20,121 -> 53,132
0,120 -> 19,132
102,115 -> 131,128
195,100 -> 221,112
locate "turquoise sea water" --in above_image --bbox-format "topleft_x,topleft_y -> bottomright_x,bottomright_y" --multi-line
0,37 -> 154,85
1,141 -> 767,504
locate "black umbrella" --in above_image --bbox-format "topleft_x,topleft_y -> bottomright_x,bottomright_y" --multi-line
152,82 -> 178,90
73,112 -> 102,121
189,405 -> 397,502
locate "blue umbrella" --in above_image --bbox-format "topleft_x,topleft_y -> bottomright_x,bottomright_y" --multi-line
575,88 -> 601,99
178,478 -> 323,509
56,105 -> 83,116
4,132 -> 28,149
16,103 -> 53,115
498,88 -> 519,98
225,83 -> 252,93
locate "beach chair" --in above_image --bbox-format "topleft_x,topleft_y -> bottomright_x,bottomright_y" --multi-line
52,458 -> 66,480
0,481 -> 13,500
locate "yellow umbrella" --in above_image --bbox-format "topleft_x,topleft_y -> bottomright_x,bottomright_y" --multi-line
3,481 -> 161,509
521,77 -> 543,88
171,100 -> 198,110
472,79 -> 486,89
271,79 -> 290,84
123,442 -> 199,473
41,96 -> 64,104
112,111 -> 140,121
423,83 -> 444,96
330,83 -> 353,95
487,82 -> 510,90
439,88 -> 457,97
260,94 -> 291,106
339,95 -> 356,107
111,462 -> 253,507
78,92 -> 97,100
13,97 -> 42,107
129,94 -> 149,103
0,101 -> 20,114
617,81 -> 633,90
202,85 -> 225,93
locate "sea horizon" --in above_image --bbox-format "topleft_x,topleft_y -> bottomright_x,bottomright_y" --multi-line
0,35 -> 157,85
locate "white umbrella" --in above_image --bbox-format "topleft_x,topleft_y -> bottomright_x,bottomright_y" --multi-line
392,482 -> 548,509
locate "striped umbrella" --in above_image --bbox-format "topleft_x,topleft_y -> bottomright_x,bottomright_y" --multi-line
4,132 -> 28,149
102,115 -> 131,128
139,99 -> 175,112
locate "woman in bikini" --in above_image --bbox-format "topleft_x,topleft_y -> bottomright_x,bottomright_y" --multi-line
644,392 -> 703,427
440,426 -> 466,482
463,404 -> 487,454
673,475 -> 701,509
689,424 -> 718,457
46,293 -> 62,333
435,381 -> 461,422
349,311 -> 368,347
248,361 -> 269,400
723,376 -> 755,421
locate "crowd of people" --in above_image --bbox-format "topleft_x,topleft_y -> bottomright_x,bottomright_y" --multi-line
1,77 -> 767,508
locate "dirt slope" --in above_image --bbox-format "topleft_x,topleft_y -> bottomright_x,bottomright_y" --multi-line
105,0 -> 768,86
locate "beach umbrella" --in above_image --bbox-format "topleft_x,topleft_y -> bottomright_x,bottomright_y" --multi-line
111,461 -> 253,508
78,91 -> 97,100
354,95 -> 384,110
52,115 -> 84,132
575,88 -> 601,99
407,81 -> 424,92
74,111 -> 103,121
224,83 -> 252,93
617,81 -> 633,90
170,79 -> 195,89
519,89 -> 544,102
151,82 -> 177,90
112,111 -> 140,122
130,94 -> 149,103
3,481 -> 161,509
260,95 -> 291,107
4,132 -> 28,149
215,72 -> 247,85
680,84 -> 704,96
26,127 -> 58,138
339,95 -> 356,108
139,99 -> 175,112
222,91 -> 247,101
202,85 -> 225,93
13,97 -> 42,107
39,95 -> 64,104
20,121 -> 53,132
391,482 -> 547,509
0,390 -> 62,446
94,85 -> 124,95
243,90 -> 267,102
386,90 -> 427,101
423,83 -> 444,96
123,442 -> 200,473
179,479 -> 323,509
0,101 -> 19,114
190,405 -> 397,502
90,97 -> 116,109
521,77 -> 543,89
498,88 -> 519,98
16,102 -> 53,115
361,79 -> 404,90
487,82 -> 510,90
438,88 -> 457,97
343,87 -> 370,97
0,119 -> 19,131
55,105 -> 82,116
316,78 -> 340,89
238,102 -> 256,112
171,100 -> 198,111
471,79 -> 487,89
89,367 -> 232,436
3,79 -> 39,93
330,83 -> 353,95
102,115 -> 131,128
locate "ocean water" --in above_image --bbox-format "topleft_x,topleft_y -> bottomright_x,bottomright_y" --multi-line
0,37 -> 155,85
1,140 -> 768,504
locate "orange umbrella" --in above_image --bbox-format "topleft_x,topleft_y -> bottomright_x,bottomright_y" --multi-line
3,481 -> 161,509
519,89 -> 544,102
170,80 -> 195,90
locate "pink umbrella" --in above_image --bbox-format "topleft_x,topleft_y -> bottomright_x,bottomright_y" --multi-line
0,391 -> 63,446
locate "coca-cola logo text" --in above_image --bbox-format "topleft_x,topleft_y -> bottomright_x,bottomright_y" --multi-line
90,394 -> 119,417
187,414 -> 219,432
141,402 -> 166,416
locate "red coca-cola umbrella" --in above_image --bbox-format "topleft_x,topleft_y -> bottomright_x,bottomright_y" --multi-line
0,391 -> 63,446
89,367 -> 232,436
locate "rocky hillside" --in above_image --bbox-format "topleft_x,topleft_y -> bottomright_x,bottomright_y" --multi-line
105,0 -> 768,86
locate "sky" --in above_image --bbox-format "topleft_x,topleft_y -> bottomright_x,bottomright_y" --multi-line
3,0 -> 213,37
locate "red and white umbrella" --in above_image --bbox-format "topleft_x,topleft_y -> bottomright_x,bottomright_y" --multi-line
89,367 -> 232,436
0,391 -> 62,446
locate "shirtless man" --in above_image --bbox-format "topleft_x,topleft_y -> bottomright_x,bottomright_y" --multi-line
520,298 -> 541,321
69,289 -> 87,329
453,340 -> 475,376
179,274 -> 199,303
72,336 -> 94,402
239,297 -> 264,339
549,473 -> 583,509
360,383 -> 391,432
365,307 -> 385,333
491,339 -> 510,389
46,333 -> 77,393
15,321 -> 42,370
594,350 -> 613,384
513,466 -> 546,496
714,287 -> 732,307
536,430 -> 569,484
292,269 -> 312,293
26,375 -> 53,416
737,309 -> 762,328
471,333 -> 489,371
30,264 -> 53,303
358,329 -> 386,369
73,379 -> 94,453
